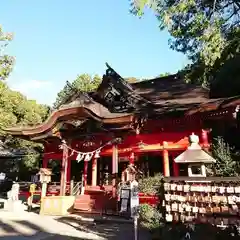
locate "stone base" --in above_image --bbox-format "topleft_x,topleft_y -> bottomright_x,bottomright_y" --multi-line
4,200 -> 26,212
40,196 -> 75,216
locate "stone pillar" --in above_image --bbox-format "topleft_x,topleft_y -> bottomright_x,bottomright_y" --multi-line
92,157 -> 97,186
60,140 -> 69,196
163,141 -> 170,177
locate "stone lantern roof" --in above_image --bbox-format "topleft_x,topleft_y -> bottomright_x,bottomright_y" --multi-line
174,133 -> 216,164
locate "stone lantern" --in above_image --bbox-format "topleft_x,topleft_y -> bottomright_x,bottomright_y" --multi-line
174,133 -> 216,177
37,168 -> 52,198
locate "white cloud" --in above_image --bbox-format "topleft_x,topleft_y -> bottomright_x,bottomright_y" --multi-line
9,79 -> 52,95
8,79 -> 54,105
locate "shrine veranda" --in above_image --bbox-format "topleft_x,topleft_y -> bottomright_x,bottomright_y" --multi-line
4,64 -> 240,214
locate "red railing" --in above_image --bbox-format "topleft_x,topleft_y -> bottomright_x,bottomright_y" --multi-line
18,182 -> 159,206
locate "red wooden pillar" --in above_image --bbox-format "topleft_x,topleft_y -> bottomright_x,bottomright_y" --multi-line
66,158 -> 71,183
163,141 -> 170,177
83,160 -> 88,187
42,144 -> 48,168
60,140 -> 69,196
112,145 -> 118,188
173,159 -> 179,177
201,129 -> 209,148
92,157 -> 97,186
172,152 -> 179,177
42,156 -> 48,168
129,152 -> 135,165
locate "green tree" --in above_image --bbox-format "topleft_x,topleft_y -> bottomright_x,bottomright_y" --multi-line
125,77 -> 139,83
212,137 -> 239,177
0,25 -> 49,177
0,81 -> 50,177
158,72 -> 170,77
53,74 -> 102,109
0,25 -> 14,81
131,0 -> 240,87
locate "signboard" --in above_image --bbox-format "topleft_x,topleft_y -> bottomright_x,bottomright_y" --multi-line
130,180 -> 139,218
120,188 -> 130,213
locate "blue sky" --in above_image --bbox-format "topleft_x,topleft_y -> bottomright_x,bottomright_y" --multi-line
1,0 -> 188,105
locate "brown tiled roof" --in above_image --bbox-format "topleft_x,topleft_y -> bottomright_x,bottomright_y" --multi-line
130,74 -> 210,115
59,94 -> 131,119
3,73 -> 240,139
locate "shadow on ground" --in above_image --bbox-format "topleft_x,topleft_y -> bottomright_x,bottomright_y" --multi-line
0,216 -> 100,240
57,216 -> 150,240
0,212 -> 151,240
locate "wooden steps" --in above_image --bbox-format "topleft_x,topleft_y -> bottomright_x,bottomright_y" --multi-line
73,187 -> 117,214
74,195 -> 92,211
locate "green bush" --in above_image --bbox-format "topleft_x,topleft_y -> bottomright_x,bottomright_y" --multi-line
139,203 -> 162,231
138,174 -> 163,238
138,173 -> 163,195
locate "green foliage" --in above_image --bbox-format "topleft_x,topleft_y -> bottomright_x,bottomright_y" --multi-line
0,81 -> 50,176
125,77 -> 139,83
139,203 -> 162,230
138,173 -> 163,195
53,74 -> 102,109
131,0 -> 240,87
158,72 -> 170,77
0,25 -> 14,81
212,137 -> 240,177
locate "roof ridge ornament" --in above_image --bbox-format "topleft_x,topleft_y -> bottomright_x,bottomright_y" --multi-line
94,63 -> 152,113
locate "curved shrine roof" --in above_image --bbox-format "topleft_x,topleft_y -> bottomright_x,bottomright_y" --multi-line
4,65 -> 240,140
4,93 -> 133,138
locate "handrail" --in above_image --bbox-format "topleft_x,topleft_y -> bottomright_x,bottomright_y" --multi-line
71,181 -> 82,196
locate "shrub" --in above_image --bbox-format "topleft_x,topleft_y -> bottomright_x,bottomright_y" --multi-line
138,173 -> 163,195
139,203 -> 162,231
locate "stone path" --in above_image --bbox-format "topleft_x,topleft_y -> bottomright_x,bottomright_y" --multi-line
0,211 -> 151,240
0,211 -> 104,239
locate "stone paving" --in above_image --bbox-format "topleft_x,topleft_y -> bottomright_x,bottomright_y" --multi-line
0,210 -> 151,240
0,211 -> 104,239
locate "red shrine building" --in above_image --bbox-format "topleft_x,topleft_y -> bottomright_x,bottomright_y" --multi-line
5,64 -> 240,210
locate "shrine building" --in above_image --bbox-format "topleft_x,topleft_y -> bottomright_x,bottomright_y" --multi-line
4,64 -> 240,210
